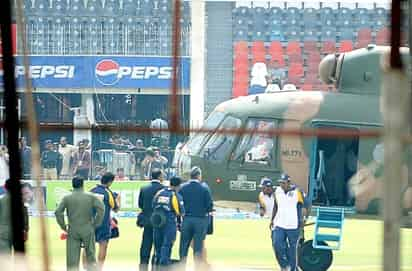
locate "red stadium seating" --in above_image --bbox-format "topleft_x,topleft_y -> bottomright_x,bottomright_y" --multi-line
286,41 -> 301,56
269,41 -> 285,66
339,40 -> 353,52
233,76 -> 249,98
321,41 -> 336,54
287,75 -> 302,86
302,84 -> 313,91
307,51 -> 321,63
289,62 -> 304,77
303,41 -> 318,53
305,72 -> 319,84
234,41 -> 249,59
357,28 -> 372,48
288,53 -> 303,64
375,27 -> 389,45
251,41 -> 266,63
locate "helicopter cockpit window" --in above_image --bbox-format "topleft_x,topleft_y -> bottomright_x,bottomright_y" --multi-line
231,119 -> 276,166
200,115 -> 242,163
185,111 -> 226,155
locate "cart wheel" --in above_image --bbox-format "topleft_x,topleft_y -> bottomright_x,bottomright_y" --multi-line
298,240 -> 333,271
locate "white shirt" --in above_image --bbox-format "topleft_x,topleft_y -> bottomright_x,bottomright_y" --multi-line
273,186 -> 304,229
59,144 -> 76,176
258,191 -> 275,218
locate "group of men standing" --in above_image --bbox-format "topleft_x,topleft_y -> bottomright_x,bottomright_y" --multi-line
138,166 -> 213,271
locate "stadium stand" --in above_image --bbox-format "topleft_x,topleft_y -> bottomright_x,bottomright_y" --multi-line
21,1 -> 394,93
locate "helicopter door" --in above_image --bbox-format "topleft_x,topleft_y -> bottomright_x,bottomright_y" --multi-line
310,126 -> 359,207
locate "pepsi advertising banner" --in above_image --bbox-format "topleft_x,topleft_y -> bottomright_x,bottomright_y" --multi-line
0,56 -> 190,89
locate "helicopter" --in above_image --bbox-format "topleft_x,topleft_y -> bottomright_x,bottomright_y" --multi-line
175,45 -> 412,215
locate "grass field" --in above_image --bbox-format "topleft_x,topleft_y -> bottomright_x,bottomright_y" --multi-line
25,217 -> 412,271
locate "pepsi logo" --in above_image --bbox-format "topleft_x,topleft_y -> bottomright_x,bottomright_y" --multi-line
95,59 -> 120,86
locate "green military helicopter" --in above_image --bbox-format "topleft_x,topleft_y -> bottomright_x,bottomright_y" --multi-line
174,45 -> 412,270
176,45 -> 412,214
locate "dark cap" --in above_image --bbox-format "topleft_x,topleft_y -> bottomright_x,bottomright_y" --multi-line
260,177 -> 273,187
278,173 -> 291,183
170,176 -> 182,187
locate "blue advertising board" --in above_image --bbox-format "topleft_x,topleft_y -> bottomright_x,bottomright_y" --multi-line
0,56 -> 190,89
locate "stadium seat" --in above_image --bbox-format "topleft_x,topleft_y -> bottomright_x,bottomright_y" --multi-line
286,41 -> 301,56
353,8 -> 370,27
140,0 -> 153,17
288,53 -> 303,64
252,7 -> 268,32
303,41 -> 317,53
50,17 -> 65,54
233,77 -> 249,97
287,75 -> 302,86
234,29 -> 249,41
336,7 -> 352,24
357,28 -> 372,48
339,26 -> 354,41
269,6 -> 283,20
51,0 -> 67,15
251,41 -> 266,63
23,0 -> 34,15
306,51 -> 321,65
65,17 -> 82,55
321,26 -> 337,42
375,27 -> 389,45
269,18 -> 283,41
234,41 -> 248,54
104,0 -> 120,16
233,6 -> 251,21
302,84 -> 313,91
268,41 -> 285,66
84,17 -> 103,54
252,31 -> 267,41
103,17 -> 124,55
321,41 -> 336,54
305,73 -> 319,84
234,58 -> 249,73
284,26 -> 301,41
68,0 -> 85,14
85,0 -> 103,15
303,29 -> 318,42
339,40 -> 353,52
319,7 -> 335,26
302,8 -> 318,28
286,7 -> 301,22
35,0 -> 50,15
158,0 -> 171,17
289,62 -> 304,77
123,0 -> 137,16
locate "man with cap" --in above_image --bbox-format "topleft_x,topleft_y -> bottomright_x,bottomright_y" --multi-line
270,173 -> 306,271
179,166 -> 213,269
138,168 -> 165,270
152,176 -> 185,268
55,176 -> 105,271
258,177 -> 275,218
72,142 -> 91,180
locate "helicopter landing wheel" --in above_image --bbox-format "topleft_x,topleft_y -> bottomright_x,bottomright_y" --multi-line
298,240 -> 333,271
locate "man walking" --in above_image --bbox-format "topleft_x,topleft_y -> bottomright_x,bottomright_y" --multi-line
55,177 -> 105,271
179,167 -> 213,269
138,168 -> 164,271
90,172 -> 120,271
270,173 -> 305,271
152,176 -> 185,269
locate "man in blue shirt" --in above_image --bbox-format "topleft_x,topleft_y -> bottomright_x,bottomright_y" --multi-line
152,176 -> 185,268
138,168 -> 164,271
179,167 -> 213,268
90,172 -> 120,271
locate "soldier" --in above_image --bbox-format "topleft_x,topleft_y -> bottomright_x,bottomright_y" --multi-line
152,176 -> 185,268
55,177 -> 104,271
0,179 -> 29,255
179,167 -> 213,269
90,172 -> 120,271
138,168 -> 164,271
270,174 -> 305,271
41,140 -> 59,180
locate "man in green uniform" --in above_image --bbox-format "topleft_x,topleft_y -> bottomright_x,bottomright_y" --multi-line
55,177 -> 105,271
0,179 -> 29,255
